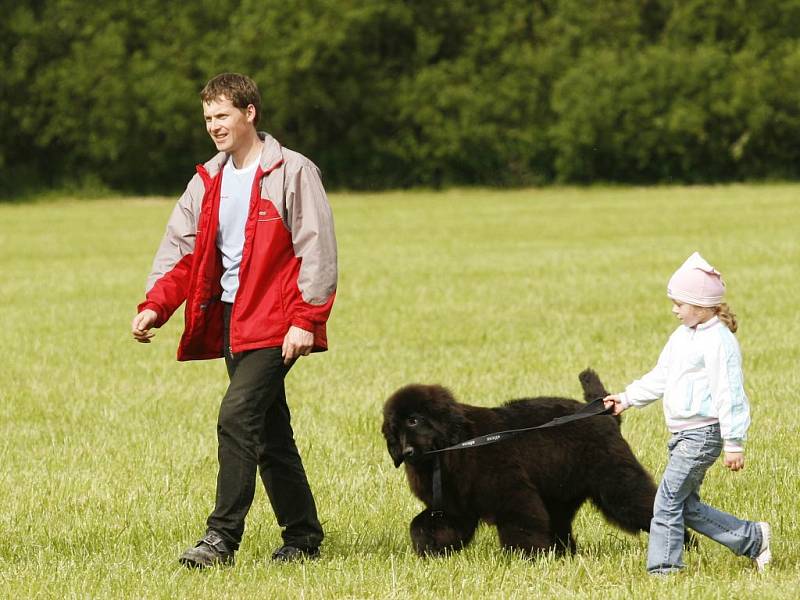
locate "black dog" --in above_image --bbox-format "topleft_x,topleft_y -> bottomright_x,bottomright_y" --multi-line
382,369 -> 661,557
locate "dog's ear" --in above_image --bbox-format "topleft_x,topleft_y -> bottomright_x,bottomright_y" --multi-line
382,422 -> 405,468
388,440 -> 404,468
443,408 -> 469,446
424,386 -> 470,446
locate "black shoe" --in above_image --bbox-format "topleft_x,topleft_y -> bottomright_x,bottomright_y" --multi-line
271,544 -> 320,562
179,531 -> 235,569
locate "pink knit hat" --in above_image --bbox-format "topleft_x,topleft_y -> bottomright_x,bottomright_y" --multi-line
667,252 -> 725,307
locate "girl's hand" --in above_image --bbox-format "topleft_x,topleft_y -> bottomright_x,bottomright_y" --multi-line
723,452 -> 745,471
603,394 -> 627,416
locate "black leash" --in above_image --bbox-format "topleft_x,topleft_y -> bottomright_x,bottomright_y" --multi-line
426,398 -> 611,516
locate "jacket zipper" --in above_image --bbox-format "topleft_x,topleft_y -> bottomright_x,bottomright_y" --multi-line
228,167 -> 268,360
229,300 -> 236,360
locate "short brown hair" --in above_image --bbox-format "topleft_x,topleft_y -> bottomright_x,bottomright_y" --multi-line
200,73 -> 261,126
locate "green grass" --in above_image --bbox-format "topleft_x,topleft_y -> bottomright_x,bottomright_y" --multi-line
1,185 -> 798,598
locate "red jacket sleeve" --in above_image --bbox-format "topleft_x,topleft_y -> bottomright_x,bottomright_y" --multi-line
136,177 -> 202,326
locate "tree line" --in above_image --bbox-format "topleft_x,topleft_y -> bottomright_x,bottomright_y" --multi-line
3,0 -> 800,195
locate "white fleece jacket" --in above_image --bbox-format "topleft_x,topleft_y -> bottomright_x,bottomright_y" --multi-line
620,316 -> 750,452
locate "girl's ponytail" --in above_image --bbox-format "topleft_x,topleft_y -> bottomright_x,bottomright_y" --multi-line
715,303 -> 738,333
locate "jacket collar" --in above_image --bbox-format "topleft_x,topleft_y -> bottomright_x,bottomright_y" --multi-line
695,315 -> 720,331
200,132 -> 283,178
256,132 -> 283,171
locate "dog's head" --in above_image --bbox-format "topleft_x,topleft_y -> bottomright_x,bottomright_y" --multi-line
381,384 -> 468,468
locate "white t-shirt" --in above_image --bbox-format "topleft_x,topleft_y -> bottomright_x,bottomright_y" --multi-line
217,157 -> 258,302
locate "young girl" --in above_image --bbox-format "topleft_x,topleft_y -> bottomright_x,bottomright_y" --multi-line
604,252 -> 771,575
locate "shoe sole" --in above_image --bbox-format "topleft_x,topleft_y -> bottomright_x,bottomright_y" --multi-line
272,555 -> 320,563
271,550 -> 320,562
178,553 -> 234,569
753,522 -> 771,572
179,556 -> 205,569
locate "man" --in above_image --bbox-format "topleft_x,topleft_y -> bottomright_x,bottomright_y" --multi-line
131,73 -> 337,568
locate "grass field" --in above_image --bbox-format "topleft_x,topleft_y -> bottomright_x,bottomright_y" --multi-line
1,185 -> 798,599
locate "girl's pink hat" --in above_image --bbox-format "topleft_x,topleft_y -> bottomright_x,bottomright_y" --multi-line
667,252 -> 725,307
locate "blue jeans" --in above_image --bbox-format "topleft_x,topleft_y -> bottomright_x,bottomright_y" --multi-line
647,424 -> 762,574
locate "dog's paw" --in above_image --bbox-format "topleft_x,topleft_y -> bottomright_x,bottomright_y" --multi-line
410,510 -> 477,557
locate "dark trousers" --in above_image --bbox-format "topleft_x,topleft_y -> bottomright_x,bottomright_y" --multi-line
205,303 -> 323,550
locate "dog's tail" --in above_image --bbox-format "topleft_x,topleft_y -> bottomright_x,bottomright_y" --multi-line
578,368 -> 609,403
579,368 -> 620,425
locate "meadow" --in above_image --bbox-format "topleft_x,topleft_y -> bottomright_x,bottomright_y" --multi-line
0,185 -> 798,599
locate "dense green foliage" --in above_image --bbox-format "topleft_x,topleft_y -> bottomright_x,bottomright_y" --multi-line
3,0 -> 800,193
1,186 -> 799,597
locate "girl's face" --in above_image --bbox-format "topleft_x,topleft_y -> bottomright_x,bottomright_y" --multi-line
671,301 -> 714,328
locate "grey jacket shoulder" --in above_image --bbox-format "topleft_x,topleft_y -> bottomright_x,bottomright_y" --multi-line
144,171 -> 205,292
281,146 -> 322,174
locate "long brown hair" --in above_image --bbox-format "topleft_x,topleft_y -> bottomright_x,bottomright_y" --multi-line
714,303 -> 738,333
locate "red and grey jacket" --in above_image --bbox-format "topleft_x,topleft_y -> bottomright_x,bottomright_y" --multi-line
137,133 -> 337,361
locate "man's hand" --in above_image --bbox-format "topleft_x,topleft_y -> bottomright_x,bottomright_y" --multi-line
723,452 -> 745,471
281,325 -> 313,365
131,309 -> 158,343
603,394 -> 628,416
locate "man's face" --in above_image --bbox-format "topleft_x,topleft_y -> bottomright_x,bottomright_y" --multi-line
203,95 -> 256,155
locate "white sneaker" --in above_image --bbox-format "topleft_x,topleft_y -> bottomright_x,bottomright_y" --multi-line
752,522 -> 771,572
